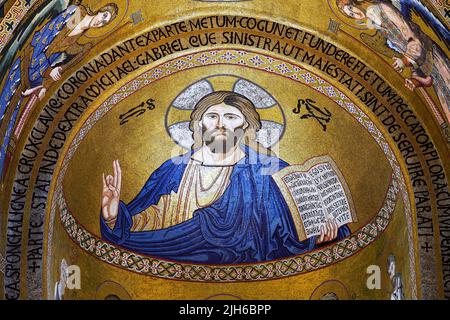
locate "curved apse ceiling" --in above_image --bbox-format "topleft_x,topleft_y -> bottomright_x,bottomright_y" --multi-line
0,0 -> 449,301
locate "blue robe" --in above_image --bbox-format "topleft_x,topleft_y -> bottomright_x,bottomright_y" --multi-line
100,146 -> 350,264
0,6 -> 77,178
28,5 -> 78,87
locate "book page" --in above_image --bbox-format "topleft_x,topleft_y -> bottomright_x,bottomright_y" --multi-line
272,156 -> 357,241
308,162 -> 354,227
280,171 -> 327,239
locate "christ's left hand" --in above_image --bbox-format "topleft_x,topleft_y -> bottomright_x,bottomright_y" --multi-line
316,219 -> 338,245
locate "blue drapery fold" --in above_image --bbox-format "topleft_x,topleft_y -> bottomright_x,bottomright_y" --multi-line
29,5 -> 77,87
100,146 -> 350,264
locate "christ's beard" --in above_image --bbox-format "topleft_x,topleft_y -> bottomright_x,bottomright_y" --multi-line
202,127 -> 245,154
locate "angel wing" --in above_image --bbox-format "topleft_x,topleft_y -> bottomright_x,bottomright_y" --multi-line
360,29 -> 402,58
0,57 -> 22,179
391,0 -> 449,50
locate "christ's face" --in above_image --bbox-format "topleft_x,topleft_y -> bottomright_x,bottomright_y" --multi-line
199,103 -> 248,154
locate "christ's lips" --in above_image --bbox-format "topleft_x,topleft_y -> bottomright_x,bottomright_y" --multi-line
212,130 -> 227,136
205,128 -> 231,140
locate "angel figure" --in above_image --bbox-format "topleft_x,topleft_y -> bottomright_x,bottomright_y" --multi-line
0,2 -> 118,177
337,0 -> 450,126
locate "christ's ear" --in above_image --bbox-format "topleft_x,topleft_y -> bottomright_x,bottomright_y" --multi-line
243,121 -> 249,130
197,119 -> 203,130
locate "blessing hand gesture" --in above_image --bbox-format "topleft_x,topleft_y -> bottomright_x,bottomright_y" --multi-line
101,160 -> 122,222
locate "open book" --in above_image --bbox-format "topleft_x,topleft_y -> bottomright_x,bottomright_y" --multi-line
272,155 -> 356,241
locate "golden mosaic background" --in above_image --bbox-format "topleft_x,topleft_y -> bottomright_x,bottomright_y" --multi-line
1,0 -> 449,300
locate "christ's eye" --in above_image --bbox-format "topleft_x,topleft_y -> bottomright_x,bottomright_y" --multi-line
225,115 -> 237,120
206,114 -> 217,120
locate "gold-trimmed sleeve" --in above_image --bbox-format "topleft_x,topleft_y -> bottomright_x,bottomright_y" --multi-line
130,195 -> 168,231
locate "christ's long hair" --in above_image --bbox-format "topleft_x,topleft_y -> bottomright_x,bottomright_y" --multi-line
189,91 -> 272,155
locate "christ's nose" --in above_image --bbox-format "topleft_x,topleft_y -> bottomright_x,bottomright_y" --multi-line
216,116 -> 224,129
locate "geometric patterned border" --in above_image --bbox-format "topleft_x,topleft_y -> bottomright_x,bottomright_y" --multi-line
427,0 -> 450,28
48,49 -> 416,295
0,0 -> 38,53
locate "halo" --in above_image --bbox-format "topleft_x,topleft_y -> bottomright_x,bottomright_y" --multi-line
165,74 -> 286,150
327,0 -> 369,31
83,0 -> 129,39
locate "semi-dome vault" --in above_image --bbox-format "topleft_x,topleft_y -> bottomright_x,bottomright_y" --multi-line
0,0 -> 449,300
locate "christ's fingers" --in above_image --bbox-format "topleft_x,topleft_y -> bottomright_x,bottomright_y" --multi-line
332,220 -> 338,239
325,220 -> 332,240
322,222 -> 327,242
318,225 -> 325,244
327,220 -> 334,241
106,175 -> 114,188
116,160 -> 122,191
113,160 -> 118,188
102,173 -> 108,189
323,222 -> 330,242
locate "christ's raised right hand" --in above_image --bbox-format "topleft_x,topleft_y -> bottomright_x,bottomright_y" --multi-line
101,160 -> 122,222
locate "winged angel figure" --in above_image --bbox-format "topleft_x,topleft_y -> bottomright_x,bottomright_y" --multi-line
0,1 -> 118,177
337,0 -> 450,128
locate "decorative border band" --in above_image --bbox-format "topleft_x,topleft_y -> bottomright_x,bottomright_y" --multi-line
0,0 -> 39,53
